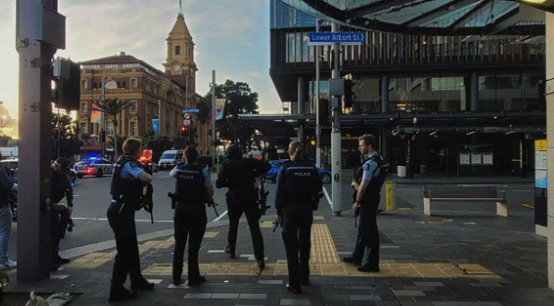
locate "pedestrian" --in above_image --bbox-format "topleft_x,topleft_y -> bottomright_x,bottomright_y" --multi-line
275,141 -> 322,294
216,144 -> 271,269
170,145 -> 213,286
50,157 -> 74,271
107,138 -> 155,302
347,134 -> 388,273
0,152 -> 17,270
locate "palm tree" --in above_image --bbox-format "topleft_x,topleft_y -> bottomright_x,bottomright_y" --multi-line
93,98 -> 134,159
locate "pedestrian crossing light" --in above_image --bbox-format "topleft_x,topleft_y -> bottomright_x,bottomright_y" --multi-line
310,139 -> 316,146
180,125 -> 189,138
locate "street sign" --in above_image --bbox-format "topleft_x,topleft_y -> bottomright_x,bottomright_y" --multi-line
183,113 -> 191,120
183,119 -> 191,125
182,108 -> 199,113
308,32 -> 365,46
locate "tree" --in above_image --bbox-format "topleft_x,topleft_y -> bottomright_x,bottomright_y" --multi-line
52,114 -> 83,159
93,98 -> 134,159
0,101 -> 14,136
202,80 -> 259,151
142,130 -> 174,162
196,97 -> 211,125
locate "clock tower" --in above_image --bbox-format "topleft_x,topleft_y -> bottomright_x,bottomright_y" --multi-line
164,13 -> 197,93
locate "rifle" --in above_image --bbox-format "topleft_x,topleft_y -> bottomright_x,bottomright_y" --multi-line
141,184 -> 154,224
167,192 -> 176,209
207,199 -> 220,217
257,177 -> 270,215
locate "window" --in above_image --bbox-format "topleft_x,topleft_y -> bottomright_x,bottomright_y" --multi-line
175,45 -> 181,55
81,80 -> 87,89
80,102 -> 88,113
107,122 -> 114,136
129,101 -> 137,113
146,82 -> 151,91
131,79 -> 137,88
80,123 -> 87,134
104,64 -> 118,69
130,122 -> 137,136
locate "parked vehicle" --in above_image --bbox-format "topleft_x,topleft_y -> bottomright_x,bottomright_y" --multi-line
74,157 -> 114,178
158,150 -> 183,170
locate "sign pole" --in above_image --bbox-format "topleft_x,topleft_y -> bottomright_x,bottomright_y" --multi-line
331,22 -> 342,216
211,70 -> 216,169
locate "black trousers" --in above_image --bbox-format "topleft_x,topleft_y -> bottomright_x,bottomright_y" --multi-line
226,200 -> 264,260
107,201 -> 146,291
172,209 -> 207,282
355,194 -> 380,268
50,210 -> 61,260
282,210 -> 313,288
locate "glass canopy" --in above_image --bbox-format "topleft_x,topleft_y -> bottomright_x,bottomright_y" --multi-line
280,0 -> 549,35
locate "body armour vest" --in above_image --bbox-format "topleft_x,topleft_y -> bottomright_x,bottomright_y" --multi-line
174,162 -> 206,204
110,157 -> 145,201
355,153 -> 389,202
283,159 -> 320,203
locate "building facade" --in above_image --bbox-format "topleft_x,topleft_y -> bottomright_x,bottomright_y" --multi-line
264,0 -> 546,176
78,13 -> 210,155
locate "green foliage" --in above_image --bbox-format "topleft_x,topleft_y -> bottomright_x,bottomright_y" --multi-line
52,114 -> 83,159
196,97 -> 211,125
92,98 -> 134,158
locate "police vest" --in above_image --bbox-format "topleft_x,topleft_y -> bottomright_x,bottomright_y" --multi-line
355,153 -> 389,201
174,163 -> 206,204
283,160 -> 320,203
110,157 -> 145,201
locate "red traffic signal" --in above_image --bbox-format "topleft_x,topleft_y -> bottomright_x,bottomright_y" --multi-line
180,125 -> 190,138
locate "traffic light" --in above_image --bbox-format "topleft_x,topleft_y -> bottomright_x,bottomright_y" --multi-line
343,79 -> 354,108
310,138 -> 316,146
180,125 -> 190,138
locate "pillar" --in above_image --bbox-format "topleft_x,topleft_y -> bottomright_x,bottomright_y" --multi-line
297,76 -> 305,143
381,75 -> 389,113
545,11 -> 554,290
470,71 -> 479,112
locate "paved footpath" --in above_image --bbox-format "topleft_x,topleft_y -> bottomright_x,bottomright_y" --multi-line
6,190 -> 554,306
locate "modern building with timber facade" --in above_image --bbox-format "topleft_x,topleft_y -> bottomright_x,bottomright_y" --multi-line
77,13 -> 211,155
261,0 -> 546,176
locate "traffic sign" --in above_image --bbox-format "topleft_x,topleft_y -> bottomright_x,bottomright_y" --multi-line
184,113 -> 191,120
182,108 -> 199,113
308,32 -> 365,46
183,119 -> 191,125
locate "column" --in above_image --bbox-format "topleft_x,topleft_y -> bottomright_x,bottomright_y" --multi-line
381,75 -> 389,113
545,11 -> 554,290
470,72 -> 479,112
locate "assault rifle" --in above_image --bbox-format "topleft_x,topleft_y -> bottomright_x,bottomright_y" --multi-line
257,176 -> 270,215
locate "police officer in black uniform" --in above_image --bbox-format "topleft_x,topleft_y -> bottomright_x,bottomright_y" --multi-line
107,138 -> 155,302
275,141 -> 322,294
170,145 -> 214,286
216,145 -> 270,268
50,157 -> 74,270
348,134 -> 388,273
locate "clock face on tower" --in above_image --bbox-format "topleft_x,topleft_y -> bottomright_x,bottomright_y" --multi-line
173,64 -> 181,72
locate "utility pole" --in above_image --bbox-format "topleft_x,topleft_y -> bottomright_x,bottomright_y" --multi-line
101,75 -> 106,158
211,70 -> 216,168
315,18 -> 321,168
331,21 -> 342,216
158,99 -> 162,135
17,0 -> 62,282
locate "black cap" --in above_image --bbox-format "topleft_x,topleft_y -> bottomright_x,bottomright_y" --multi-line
55,157 -> 70,169
227,145 -> 242,159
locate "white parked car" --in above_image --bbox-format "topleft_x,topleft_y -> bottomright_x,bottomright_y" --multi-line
74,157 -> 114,178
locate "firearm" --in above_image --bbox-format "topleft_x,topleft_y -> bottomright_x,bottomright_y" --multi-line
353,206 -> 359,228
257,177 -> 270,215
207,199 -> 220,217
167,192 -> 176,209
139,184 -> 154,224
272,221 -> 278,233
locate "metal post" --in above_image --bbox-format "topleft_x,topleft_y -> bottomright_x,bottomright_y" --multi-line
211,70 -> 216,168
331,22 -> 342,216
100,75 -> 106,158
16,0 -> 57,282
315,18 -> 321,167
158,99 -> 162,135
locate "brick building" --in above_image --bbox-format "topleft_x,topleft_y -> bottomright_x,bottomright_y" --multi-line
77,13 -> 210,155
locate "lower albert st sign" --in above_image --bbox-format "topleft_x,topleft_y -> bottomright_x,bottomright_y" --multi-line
308,32 -> 365,46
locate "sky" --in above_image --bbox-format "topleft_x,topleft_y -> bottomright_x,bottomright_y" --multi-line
0,0 -> 283,137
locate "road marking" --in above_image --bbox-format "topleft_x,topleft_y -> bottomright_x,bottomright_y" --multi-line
212,210 -> 228,222
323,186 -> 332,209
521,203 -> 535,209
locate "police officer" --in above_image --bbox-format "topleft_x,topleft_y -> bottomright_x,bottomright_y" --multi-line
216,145 -> 270,268
348,134 -> 388,273
50,157 -> 74,270
170,145 -> 213,286
0,152 -> 17,270
275,141 -> 322,294
107,138 -> 155,302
